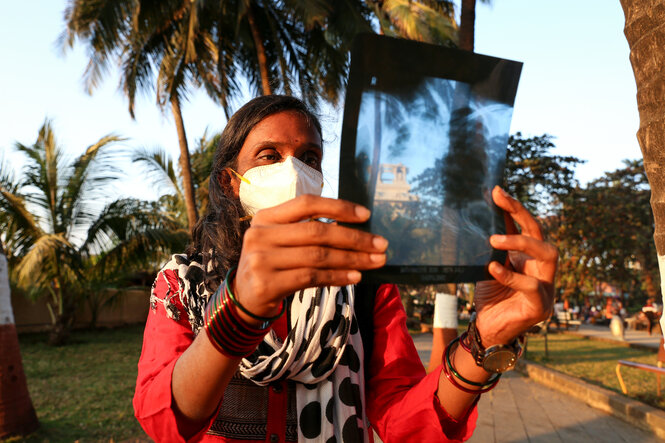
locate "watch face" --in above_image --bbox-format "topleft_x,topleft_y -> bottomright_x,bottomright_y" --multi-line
482,347 -> 518,373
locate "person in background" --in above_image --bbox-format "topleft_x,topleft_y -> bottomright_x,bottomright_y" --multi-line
642,298 -> 660,335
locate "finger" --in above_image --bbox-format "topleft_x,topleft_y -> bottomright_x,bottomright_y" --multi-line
252,194 -> 370,225
247,247 -> 386,271
269,268 -> 364,295
487,261 -> 542,294
490,234 -> 558,266
244,222 -> 389,253
503,207 -> 519,236
492,186 -> 543,240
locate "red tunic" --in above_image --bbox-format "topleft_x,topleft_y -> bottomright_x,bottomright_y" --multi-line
133,269 -> 478,442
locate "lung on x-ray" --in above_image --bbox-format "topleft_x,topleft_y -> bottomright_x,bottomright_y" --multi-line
339,34 -> 522,284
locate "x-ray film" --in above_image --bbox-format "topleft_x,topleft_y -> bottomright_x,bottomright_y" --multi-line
339,34 -> 522,284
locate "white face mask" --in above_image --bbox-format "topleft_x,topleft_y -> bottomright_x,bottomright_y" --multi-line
232,156 -> 324,216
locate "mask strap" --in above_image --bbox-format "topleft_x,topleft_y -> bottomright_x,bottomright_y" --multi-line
228,167 -> 251,185
226,168 -> 253,221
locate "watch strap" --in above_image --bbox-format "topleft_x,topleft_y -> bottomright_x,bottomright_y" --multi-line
466,315 -> 522,373
467,315 -> 486,367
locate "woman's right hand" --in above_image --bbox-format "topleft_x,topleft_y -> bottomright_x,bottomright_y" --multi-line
232,194 -> 388,322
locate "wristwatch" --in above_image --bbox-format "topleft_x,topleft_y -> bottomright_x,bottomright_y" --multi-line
466,315 -> 522,373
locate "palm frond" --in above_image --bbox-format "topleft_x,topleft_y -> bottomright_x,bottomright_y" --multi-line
94,226 -> 189,277
14,120 -> 68,234
0,177 -> 45,259
131,147 -> 183,199
62,133 -> 126,237
0,184 -> 44,239
15,233 -> 74,288
62,0 -> 137,93
83,197 -> 188,274
82,197 -> 184,256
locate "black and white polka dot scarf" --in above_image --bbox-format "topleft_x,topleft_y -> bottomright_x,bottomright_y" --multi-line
152,255 -> 369,442
240,285 -> 369,443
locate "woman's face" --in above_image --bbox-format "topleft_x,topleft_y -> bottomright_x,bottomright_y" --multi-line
229,110 -> 323,198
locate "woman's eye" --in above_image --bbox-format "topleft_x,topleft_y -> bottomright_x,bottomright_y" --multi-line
258,149 -> 279,161
302,152 -> 321,169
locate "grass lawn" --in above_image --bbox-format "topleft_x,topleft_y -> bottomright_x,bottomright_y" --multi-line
8,326 -> 149,442
524,332 -> 665,411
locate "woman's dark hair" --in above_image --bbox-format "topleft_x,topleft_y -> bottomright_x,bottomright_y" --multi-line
187,95 -> 322,287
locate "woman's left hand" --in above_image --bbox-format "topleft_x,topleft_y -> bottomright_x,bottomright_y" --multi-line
474,186 -> 558,347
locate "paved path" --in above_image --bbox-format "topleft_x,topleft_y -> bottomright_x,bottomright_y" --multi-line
568,323 -> 662,351
411,333 -> 663,442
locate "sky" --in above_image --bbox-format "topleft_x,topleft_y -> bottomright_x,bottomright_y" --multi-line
0,0 -> 641,202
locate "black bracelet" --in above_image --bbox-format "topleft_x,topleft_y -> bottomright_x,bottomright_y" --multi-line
224,266 -> 286,323
445,335 -> 501,388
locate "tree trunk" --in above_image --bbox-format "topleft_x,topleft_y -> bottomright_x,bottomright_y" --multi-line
170,96 -> 198,231
47,309 -> 72,346
620,1 -> 665,332
0,251 -> 39,438
246,3 -> 272,95
459,0 -> 476,51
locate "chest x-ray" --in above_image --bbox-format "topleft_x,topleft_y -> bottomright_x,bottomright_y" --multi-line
339,35 -> 522,284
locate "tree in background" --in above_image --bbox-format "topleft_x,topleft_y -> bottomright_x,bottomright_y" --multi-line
503,134 -> 656,307
62,0 -> 220,232
553,160 -> 658,306
620,1 -> 665,320
504,132 -> 584,217
62,0 -> 464,229
62,1 -> 379,233
0,121 -> 187,344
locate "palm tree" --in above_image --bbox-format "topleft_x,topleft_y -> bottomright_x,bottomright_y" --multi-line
61,0 -> 225,232
620,1 -> 665,322
0,240 -> 39,438
0,120 -> 188,344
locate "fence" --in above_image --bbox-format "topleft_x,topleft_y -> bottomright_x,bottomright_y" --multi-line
12,288 -> 151,333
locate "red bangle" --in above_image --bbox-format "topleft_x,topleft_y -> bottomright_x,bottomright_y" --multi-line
222,284 -> 269,338
204,271 -> 273,358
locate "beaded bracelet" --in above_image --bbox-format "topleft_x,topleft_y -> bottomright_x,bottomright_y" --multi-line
445,335 -> 501,389
204,270 -> 278,358
224,267 -> 286,325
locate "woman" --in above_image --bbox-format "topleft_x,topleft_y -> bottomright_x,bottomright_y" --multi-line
133,95 -> 557,442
